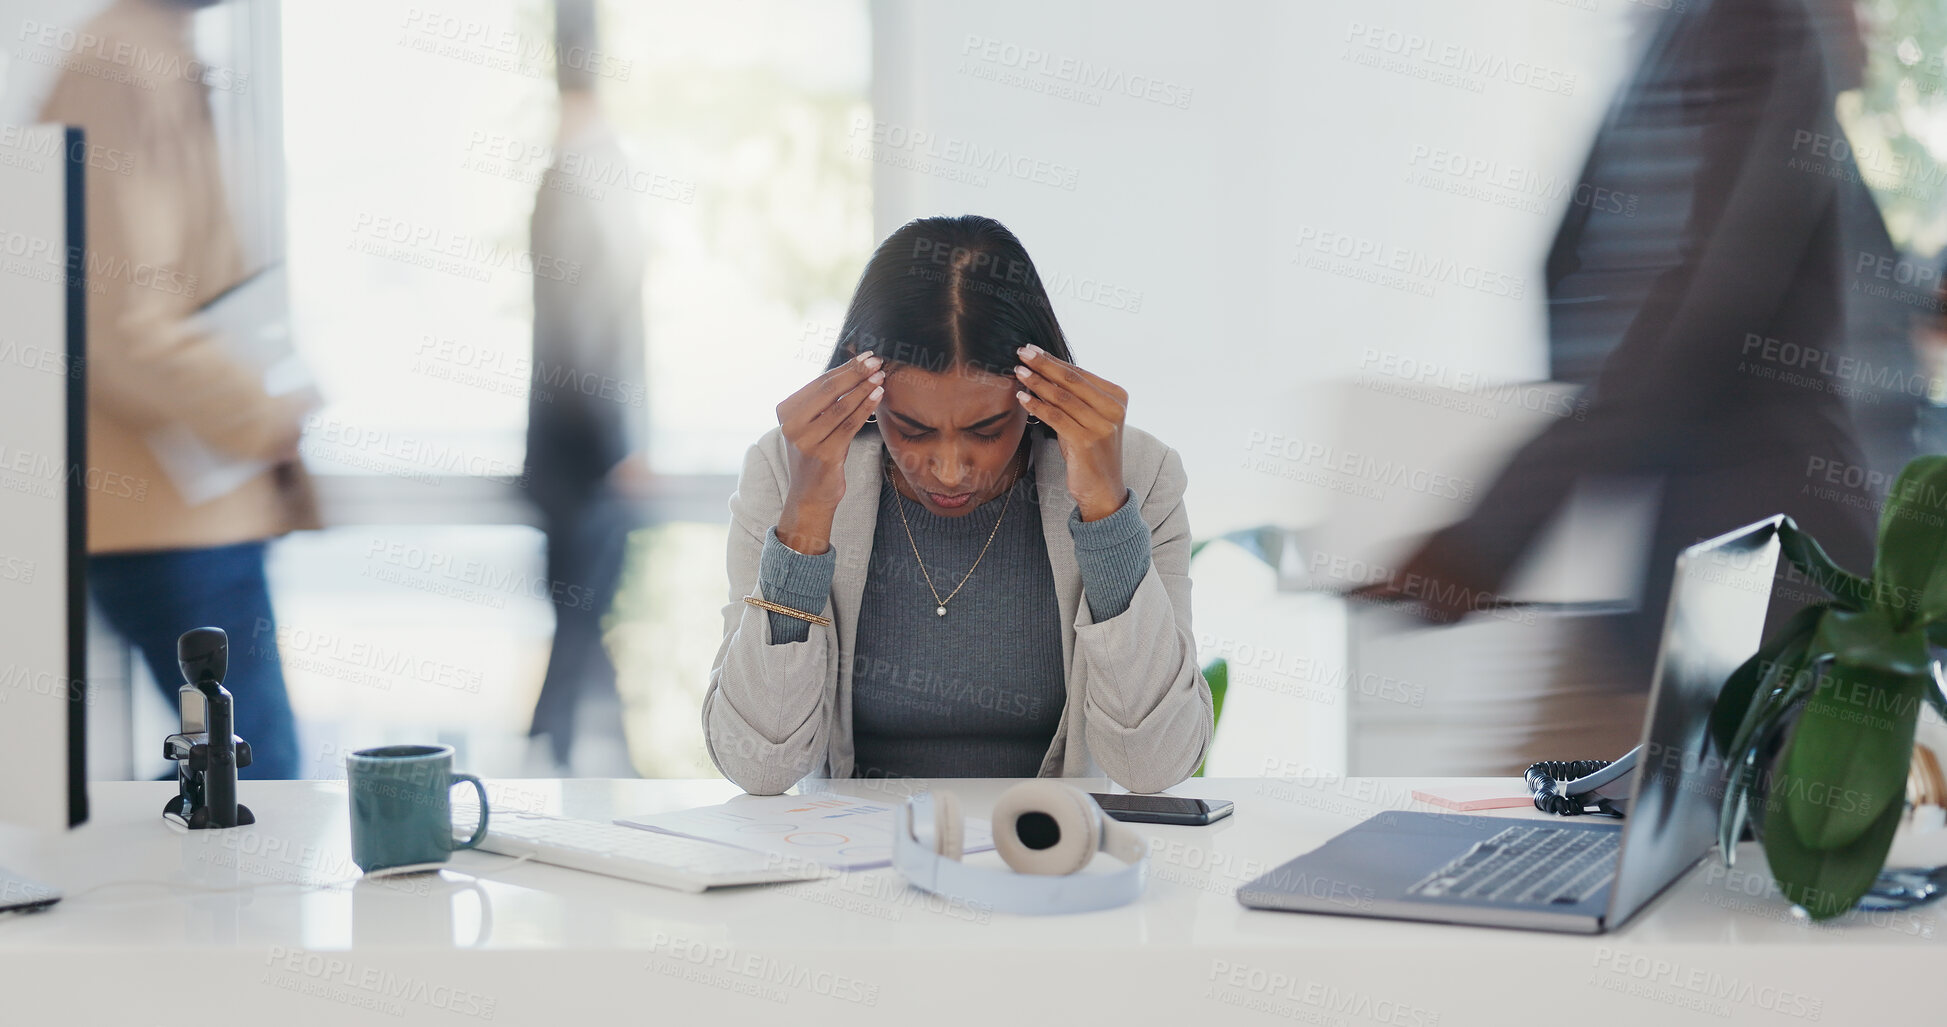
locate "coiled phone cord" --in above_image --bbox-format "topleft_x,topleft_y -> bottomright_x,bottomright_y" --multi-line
1525,760 -> 1625,817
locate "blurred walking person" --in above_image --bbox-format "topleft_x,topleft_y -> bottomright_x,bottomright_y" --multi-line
39,0 -> 317,778
523,0 -> 650,774
1355,0 -> 1913,762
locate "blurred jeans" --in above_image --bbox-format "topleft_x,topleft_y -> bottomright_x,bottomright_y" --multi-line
90,541 -> 301,779
528,494 -> 641,767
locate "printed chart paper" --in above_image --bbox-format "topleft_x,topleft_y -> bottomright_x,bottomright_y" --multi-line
617,794 -> 995,871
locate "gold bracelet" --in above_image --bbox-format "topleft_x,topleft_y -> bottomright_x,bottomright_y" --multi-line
743,595 -> 832,627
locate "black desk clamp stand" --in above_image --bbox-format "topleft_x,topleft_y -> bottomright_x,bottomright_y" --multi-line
162,627 -> 255,829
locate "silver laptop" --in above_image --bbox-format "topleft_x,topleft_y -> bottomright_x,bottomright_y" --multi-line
1237,516 -> 1781,932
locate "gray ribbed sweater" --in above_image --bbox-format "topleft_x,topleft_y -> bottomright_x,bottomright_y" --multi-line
757,472 -> 1151,778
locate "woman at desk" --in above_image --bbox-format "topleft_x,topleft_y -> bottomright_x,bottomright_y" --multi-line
704,215 -> 1211,795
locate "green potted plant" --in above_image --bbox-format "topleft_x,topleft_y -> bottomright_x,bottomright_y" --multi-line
1711,455 -> 1947,918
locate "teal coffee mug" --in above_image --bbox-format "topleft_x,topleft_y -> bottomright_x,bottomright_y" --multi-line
347,744 -> 490,874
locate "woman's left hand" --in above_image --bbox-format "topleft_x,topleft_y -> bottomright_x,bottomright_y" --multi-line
1014,344 -> 1127,521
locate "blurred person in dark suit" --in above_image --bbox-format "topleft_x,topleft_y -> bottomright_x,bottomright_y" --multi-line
523,0 -> 649,773
1358,0 -> 1916,751
39,0 -> 316,779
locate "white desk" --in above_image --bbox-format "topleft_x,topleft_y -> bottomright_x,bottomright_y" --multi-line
0,777 -> 1937,1025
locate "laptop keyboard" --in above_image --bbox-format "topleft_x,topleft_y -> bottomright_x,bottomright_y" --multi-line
1407,825 -> 1619,906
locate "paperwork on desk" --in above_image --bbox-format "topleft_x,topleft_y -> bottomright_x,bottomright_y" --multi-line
617,794 -> 995,871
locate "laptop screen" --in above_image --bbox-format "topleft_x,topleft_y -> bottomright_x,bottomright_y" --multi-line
1607,517 -> 1781,923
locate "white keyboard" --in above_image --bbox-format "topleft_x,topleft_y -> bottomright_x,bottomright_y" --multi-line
467,810 -> 829,893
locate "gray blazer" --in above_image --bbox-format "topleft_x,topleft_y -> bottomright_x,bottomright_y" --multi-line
702,424 -> 1212,794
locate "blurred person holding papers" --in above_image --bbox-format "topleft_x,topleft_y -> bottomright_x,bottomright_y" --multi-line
38,0 -> 317,778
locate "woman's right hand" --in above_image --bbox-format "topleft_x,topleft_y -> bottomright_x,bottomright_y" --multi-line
774,351 -> 884,554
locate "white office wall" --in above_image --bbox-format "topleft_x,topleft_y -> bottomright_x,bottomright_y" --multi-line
868,0 -> 1638,533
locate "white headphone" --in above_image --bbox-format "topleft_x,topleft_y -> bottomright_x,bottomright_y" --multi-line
893,781 -> 1147,915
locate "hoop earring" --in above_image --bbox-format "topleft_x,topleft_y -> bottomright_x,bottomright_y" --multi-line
864,414 -> 878,423
1025,415 -> 1041,426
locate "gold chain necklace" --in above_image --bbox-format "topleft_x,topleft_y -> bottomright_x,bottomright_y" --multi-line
886,460 -> 1015,618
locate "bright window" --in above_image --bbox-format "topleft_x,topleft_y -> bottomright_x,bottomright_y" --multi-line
273,0 -> 872,777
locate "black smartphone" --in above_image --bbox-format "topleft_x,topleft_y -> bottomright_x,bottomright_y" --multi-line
1088,793 -> 1234,826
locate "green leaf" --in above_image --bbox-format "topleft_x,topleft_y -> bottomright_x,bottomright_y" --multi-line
1719,642 -> 1817,862
1777,520 -> 1873,611
1764,786 -> 1906,920
1871,454 -> 1947,629
1193,658 -> 1227,779
1812,606 -> 1933,675
1204,657 -> 1228,728
1709,603 -> 1826,753
1710,652 -> 1767,759
1776,656 -> 1926,851
1724,627 -> 1823,781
